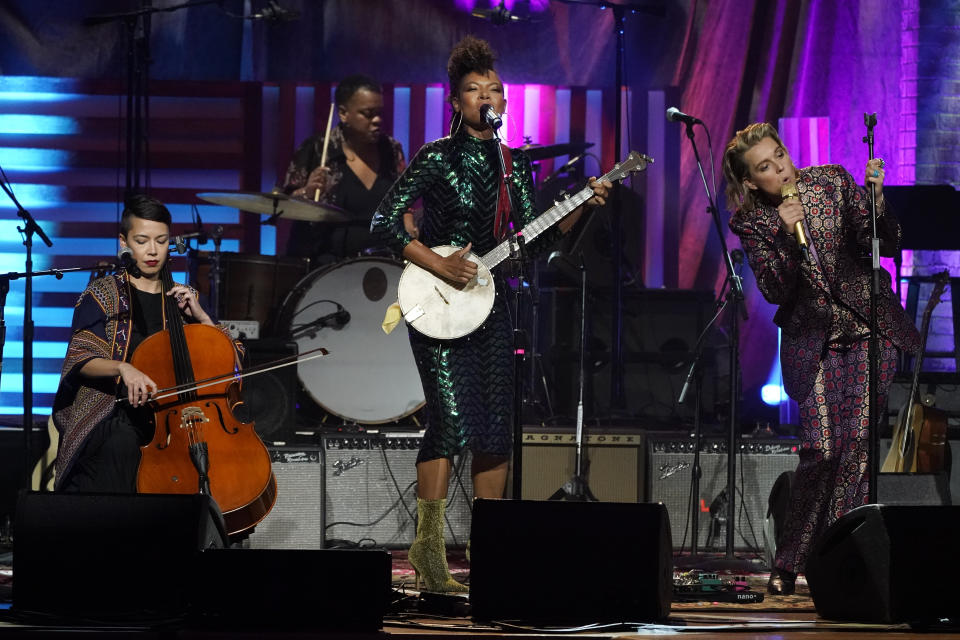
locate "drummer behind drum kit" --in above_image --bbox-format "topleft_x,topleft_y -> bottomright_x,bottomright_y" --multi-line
192,140 -> 597,439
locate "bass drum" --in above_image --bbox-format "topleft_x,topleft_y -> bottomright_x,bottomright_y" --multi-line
281,257 -> 426,424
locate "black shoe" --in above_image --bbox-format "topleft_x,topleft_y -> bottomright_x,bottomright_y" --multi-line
766,569 -> 797,596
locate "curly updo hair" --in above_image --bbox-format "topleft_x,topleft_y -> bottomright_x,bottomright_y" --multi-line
446,36 -> 498,98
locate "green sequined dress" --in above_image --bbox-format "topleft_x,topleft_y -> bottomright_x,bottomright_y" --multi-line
371,129 -> 544,463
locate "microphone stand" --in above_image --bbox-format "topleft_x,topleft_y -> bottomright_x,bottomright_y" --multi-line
549,254 -> 597,501
490,124 -> 527,500
863,113 -> 882,504
2,264 -> 120,488
674,284 -> 731,565
676,119 -> 754,570
0,169 -> 53,489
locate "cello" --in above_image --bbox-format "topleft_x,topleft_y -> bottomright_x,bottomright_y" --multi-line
882,270 -> 950,473
132,263 -> 276,537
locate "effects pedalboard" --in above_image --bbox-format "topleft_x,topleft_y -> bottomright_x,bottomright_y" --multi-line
673,570 -> 764,603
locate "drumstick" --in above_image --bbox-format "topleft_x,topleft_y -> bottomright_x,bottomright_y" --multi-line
316,102 -> 335,202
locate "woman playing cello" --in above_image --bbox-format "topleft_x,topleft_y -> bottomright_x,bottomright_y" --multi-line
53,194 -> 242,493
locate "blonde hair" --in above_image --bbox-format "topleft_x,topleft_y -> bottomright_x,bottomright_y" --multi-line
722,122 -> 787,212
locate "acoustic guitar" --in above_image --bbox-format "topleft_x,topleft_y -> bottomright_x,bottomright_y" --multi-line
882,269 -> 950,473
396,151 -> 653,340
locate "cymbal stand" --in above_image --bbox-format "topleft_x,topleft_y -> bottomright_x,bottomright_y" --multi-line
209,225 -> 224,323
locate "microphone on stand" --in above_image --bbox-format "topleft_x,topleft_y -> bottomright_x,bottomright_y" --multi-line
117,246 -> 142,278
542,154 -> 585,185
480,104 -> 503,131
780,183 -> 811,263
665,107 -> 703,125
471,3 -> 527,24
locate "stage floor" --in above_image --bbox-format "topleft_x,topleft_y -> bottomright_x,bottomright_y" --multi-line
1,549 -> 958,638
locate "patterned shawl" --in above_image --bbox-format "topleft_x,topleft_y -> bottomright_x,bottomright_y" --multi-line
52,273 -> 244,488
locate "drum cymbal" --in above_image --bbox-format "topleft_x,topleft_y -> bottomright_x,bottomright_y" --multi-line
197,191 -> 348,223
520,141 -> 594,161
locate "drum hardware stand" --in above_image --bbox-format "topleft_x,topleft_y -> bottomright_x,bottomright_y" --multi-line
671,114 -> 754,571
209,225 -> 224,324
549,255 -> 597,501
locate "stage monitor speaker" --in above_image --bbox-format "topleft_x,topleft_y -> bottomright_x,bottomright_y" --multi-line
248,446 -> 323,549
470,499 -> 672,623
199,548 -> 391,631
648,436 -> 799,552
322,434 -> 472,548
806,504 -> 960,623
506,427 -> 645,502
13,492 -> 226,620
235,339 -> 298,442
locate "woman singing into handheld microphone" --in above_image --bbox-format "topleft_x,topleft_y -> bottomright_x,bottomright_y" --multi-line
722,122 -> 920,595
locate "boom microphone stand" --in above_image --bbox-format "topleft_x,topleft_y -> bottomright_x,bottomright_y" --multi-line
487,116 -> 528,500
671,114 -> 754,570
0,166 -> 53,488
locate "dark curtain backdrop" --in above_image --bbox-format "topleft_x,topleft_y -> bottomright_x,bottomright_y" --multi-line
0,0 -> 912,394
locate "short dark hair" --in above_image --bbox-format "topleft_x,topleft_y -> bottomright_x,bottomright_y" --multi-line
120,194 -> 172,235
447,36 -> 497,98
335,74 -> 382,108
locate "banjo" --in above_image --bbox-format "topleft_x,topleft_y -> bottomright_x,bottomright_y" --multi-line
397,151 -> 653,340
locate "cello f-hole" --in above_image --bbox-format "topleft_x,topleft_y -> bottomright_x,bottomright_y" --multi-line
206,401 -> 239,435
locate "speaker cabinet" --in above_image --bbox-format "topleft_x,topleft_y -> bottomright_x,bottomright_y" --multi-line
14,492 -> 226,619
248,446 -> 324,549
647,436 -> 799,551
236,339 -> 298,442
322,434 -> 472,548
507,427 -> 645,501
470,499 -> 672,623
806,504 -> 960,623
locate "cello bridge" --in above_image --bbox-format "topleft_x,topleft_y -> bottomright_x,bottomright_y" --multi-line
181,406 -> 210,429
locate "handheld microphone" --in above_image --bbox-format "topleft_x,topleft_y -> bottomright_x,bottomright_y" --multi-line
117,246 -> 142,278
781,183 -> 811,263
665,107 -> 703,125
479,104 -> 503,130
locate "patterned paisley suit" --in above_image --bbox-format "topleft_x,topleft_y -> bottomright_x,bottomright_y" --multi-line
371,129 -> 547,463
729,164 -> 920,573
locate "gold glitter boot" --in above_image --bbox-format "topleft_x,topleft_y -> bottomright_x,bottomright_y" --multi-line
408,498 -> 468,593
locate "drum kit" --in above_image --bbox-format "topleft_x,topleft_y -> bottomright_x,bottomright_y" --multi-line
190,140 -> 592,431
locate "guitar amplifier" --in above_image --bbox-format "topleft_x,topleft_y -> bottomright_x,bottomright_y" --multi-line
322,433 -> 472,549
506,427 -> 646,502
647,436 -> 799,552
248,446 -> 324,549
